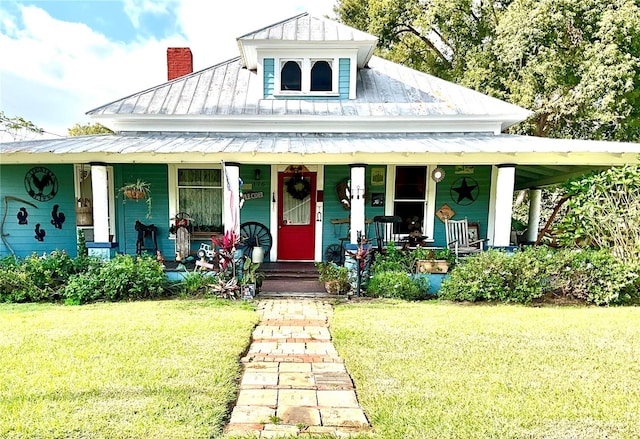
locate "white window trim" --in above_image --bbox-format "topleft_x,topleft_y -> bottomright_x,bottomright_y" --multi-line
385,165 -> 436,242
275,57 -> 339,97
73,164 -> 115,241
168,164 -> 224,239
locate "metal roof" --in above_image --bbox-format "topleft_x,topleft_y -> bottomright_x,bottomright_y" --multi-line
86,56 -> 531,128
3,131 -> 637,158
236,12 -> 378,69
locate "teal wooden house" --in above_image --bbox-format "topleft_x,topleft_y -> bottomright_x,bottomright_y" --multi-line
1,13 -> 637,262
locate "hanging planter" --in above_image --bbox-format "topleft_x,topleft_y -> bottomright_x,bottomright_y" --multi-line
118,179 -> 152,218
124,188 -> 146,200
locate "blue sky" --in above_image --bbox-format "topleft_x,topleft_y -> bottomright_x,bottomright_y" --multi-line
0,0 -> 337,139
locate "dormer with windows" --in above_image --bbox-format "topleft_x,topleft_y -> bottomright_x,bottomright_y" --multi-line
236,13 -> 377,100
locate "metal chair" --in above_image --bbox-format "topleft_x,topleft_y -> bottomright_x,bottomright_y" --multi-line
373,215 -> 402,253
444,217 -> 487,258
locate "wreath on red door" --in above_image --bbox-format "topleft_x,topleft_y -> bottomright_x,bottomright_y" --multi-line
286,176 -> 311,200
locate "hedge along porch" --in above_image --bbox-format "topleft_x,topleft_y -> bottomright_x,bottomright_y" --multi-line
1,13 -> 637,261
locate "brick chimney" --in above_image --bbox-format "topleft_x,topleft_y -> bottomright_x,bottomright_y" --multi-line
167,48 -> 193,81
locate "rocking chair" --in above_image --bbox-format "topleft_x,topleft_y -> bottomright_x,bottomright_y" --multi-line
444,218 -> 487,258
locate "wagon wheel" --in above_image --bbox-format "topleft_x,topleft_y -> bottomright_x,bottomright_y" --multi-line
324,244 -> 343,264
239,222 -> 272,259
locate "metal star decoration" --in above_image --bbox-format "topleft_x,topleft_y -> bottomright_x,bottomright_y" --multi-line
451,177 -> 479,205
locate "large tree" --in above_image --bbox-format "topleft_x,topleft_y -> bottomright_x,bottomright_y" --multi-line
68,122 -> 114,136
334,0 -> 640,141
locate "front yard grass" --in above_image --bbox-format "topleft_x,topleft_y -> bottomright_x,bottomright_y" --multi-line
331,300 -> 640,439
0,299 -> 258,439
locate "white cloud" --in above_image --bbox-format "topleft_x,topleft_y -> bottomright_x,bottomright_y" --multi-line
122,0 -> 177,28
0,0 -> 337,138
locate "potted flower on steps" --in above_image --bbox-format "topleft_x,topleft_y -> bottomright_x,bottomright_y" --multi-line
315,261 -> 350,294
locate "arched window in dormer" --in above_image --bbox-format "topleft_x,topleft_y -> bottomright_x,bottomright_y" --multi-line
281,61 -> 302,91
311,60 -> 332,92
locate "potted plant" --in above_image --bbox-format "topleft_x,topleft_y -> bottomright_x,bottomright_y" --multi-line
119,179 -> 152,218
414,247 -> 455,274
315,261 -> 350,294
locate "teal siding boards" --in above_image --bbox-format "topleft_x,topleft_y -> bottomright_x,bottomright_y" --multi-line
321,165 -> 387,259
264,58 -> 275,98
115,164 -> 171,257
322,165 -> 351,259
432,165 -> 492,247
338,58 -> 350,99
239,165 -> 272,261
0,164 -> 77,257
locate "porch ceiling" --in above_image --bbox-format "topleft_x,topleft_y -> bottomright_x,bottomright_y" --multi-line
514,165 -> 609,190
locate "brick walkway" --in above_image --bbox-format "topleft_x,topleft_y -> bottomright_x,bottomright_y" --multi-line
225,299 -> 371,438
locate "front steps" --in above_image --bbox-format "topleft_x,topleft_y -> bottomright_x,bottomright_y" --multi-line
258,262 -> 329,297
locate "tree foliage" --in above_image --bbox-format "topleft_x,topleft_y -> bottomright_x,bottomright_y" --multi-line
557,164 -> 640,263
334,0 -> 640,141
67,122 -> 114,136
0,111 -> 43,141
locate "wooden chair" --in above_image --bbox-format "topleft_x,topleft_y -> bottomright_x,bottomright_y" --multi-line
444,218 -> 487,258
373,215 -> 402,253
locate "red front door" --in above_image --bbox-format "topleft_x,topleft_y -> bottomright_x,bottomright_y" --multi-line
277,172 -> 316,261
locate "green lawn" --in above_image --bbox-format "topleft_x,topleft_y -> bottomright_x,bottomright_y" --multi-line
0,300 -> 258,439
331,300 -> 640,439
3,299 -> 639,439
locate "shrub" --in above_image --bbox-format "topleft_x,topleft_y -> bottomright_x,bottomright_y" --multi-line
63,255 -> 168,305
370,243 -> 411,274
367,270 -> 424,300
440,247 -> 639,305
174,271 -> 216,298
0,251 -> 95,303
549,249 -> 639,305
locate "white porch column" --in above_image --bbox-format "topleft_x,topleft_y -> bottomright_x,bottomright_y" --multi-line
493,164 -> 516,247
223,162 -> 241,237
349,164 -> 366,243
526,188 -> 542,243
91,164 -> 110,243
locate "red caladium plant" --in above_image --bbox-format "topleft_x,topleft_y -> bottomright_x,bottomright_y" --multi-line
211,230 -> 241,269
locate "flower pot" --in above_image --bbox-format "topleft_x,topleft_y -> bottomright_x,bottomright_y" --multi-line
124,189 -> 146,200
324,280 -> 343,294
416,259 -> 450,274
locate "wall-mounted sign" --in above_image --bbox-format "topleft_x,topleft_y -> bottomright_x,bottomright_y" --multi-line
24,167 -> 58,202
455,165 -> 474,175
371,168 -> 385,186
243,191 -> 264,200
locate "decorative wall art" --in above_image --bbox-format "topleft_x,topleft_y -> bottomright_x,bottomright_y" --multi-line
455,165 -> 475,174
34,224 -> 46,241
17,207 -> 28,225
371,168 -> 385,186
450,177 -> 479,205
371,193 -> 384,207
50,204 -> 66,229
24,167 -> 58,202
436,204 -> 455,222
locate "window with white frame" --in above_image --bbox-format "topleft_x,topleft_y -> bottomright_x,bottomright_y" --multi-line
281,60 -> 302,91
177,168 -> 223,233
310,60 -> 332,91
278,58 -> 335,94
393,166 -> 427,234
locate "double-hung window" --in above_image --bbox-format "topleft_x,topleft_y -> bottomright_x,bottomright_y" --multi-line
177,168 -> 223,232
